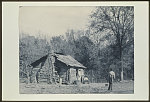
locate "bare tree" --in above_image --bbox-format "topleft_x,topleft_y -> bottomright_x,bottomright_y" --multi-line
90,6 -> 134,81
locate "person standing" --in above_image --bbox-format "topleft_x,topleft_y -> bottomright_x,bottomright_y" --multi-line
108,68 -> 115,91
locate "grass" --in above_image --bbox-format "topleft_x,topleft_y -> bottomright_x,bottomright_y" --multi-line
20,80 -> 134,94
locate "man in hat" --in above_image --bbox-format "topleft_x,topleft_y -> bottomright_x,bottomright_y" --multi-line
108,68 -> 115,91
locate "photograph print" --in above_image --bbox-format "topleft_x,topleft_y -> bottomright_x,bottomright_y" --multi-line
19,6 -> 134,94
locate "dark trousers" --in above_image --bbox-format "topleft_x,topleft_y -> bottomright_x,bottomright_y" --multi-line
108,83 -> 112,90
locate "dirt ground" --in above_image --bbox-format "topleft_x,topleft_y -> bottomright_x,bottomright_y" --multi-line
20,80 -> 134,94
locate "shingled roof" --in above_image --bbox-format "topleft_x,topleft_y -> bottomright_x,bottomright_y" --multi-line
30,55 -> 48,68
30,53 -> 86,69
54,54 -> 86,68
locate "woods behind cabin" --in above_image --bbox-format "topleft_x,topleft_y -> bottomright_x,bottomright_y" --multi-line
19,6 -> 134,83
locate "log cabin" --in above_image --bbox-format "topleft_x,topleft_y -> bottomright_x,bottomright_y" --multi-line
29,53 -> 86,84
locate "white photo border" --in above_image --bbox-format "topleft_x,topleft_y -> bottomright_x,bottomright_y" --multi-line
2,1 -> 149,101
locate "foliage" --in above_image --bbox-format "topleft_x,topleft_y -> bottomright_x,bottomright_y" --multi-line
19,6 -> 134,82
89,6 -> 134,81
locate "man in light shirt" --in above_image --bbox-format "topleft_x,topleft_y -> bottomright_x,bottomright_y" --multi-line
108,68 -> 115,91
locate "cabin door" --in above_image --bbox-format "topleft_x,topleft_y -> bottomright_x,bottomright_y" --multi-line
77,69 -> 84,82
69,68 -> 77,84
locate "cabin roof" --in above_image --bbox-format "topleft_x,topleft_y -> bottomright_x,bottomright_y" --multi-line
55,54 -> 86,68
30,53 -> 86,69
30,55 -> 48,68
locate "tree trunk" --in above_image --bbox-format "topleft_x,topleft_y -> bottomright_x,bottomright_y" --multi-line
91,70 -> 93,83
121,69 -> 124,81
120,45 -> 124,81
